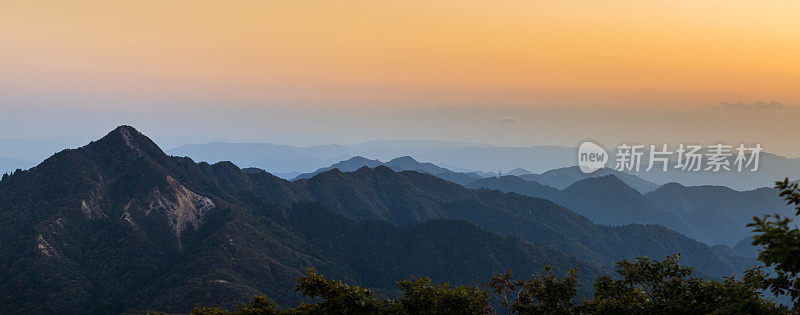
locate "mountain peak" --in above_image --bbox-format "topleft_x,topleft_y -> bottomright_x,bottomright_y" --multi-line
91,125 -> 164,158
336,156 -> 381,166
565,174 -> 636,194
388,156 -> 418,164
111,124 -> 138,134
507,167 -> 533,176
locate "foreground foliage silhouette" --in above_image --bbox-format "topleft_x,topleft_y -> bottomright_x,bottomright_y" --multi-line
193,257 -> 783,314
192,267 -> 490,314
749,178 -> 800,308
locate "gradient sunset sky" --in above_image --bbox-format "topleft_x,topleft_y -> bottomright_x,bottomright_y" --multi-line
2,1 -> 799,155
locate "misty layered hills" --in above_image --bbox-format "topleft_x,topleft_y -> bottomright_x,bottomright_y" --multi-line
519,166 -> 660,193
167,141 -> 577,175
468,173 -> 792,247
294,156 -> 383,178
632,152 -> 800,191
733,237 -> 761,258
506,167 -> 534,176
466,175 -> 706,243
645,183 -> 795,246
0,126 -> 600,313
294,155 -> 482,185
251,167 -> 751,277
166,141 -> 352,176
168,141 -> 800,190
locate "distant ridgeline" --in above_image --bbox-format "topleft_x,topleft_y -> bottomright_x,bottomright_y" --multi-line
0,126 -> 779,313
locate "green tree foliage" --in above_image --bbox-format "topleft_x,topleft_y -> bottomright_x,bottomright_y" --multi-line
749,178 -> 800,307
193,296 -> 281,315
199,256 -> 784,314
292,267 -> 394,314
397,276 -> 489,314
193,268 -> 489,315
585,255 -> 783,314
485,266 -> 579,314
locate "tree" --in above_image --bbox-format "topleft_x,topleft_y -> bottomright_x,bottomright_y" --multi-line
585,254 -> 783,314
292,267 -> 393,314
398,276 -> 490,314
485,266 -> 579,315
192,295 -> 281,315
192,268 -> 490,314
749,178 -> 800,307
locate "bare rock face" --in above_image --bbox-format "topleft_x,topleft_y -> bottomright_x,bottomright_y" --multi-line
79,175 -> 109,220
80,199 -> 106,220
124,176 -> 215,247
36,234 -> 59,258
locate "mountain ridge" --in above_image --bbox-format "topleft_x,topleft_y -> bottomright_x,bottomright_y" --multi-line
0,126 -> 758,313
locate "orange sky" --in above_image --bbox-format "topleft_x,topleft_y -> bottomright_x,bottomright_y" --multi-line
1,1 -> 800,155
2,0 -> 799,108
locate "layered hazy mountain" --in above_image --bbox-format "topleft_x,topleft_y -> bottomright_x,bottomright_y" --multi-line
628,152 -> 800,191
645,183 -> 795,246
9,136 -> 796,190
294,155 -> 482,185
468,172 -> 793,247
167,141 -> 577,175
0,126 -> 756,313
519,166 -> 660,193
168,141 -> 800,190
279,155 -> 790,247
467,175 -> 706,243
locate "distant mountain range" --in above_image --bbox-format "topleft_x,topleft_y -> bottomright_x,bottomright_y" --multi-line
167,141 -> 577,175
168,141 -> 800,190
291,156 -> 794,247
629,152 -> 800,191
644,183 -> 795,246
293,155 -> 482,185
519,166 -> 659,193
467,175 -> 705,242
0,126 -> 756,313
5,137 -> 797,190
468,173 -> 793,247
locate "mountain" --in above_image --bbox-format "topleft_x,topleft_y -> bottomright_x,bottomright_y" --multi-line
645,183 -> 795,246
519,166 -> 659,193
0,126 -> 602,313
384,156 -> 452,174
733,237 -> 761,258
284,168 -> 749,277
294,156 -> 482,185
294,156 -> 383,179
176,142 -> 795,191
166,140 -> 491,175
627,152 -> 800,191
167,141 -> 352,174
168,141 -> 576,174
0,126 -> 756,313
466,175 -> 706,243
506,167 -> 533,176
